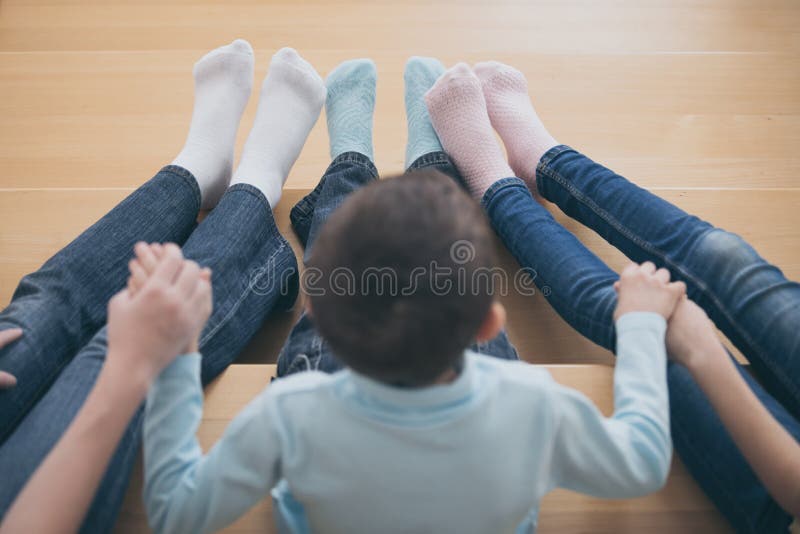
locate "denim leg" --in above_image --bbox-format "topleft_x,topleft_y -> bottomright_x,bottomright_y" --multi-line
279,153 -> 378,377
279,151 -> 521,378
0,165 -> 201,443
482,177 -> 618,351
536,146 -> 800,418
290,152 -> 379,261
409,151 -> 519,361
0,183 -> 299,532
668,359 -> 797,532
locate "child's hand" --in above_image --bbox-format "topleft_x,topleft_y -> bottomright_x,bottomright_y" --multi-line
665,297 -> 725,370
107,243 -> 212,384
127,242 -> 212,353
613,262 -> 686,321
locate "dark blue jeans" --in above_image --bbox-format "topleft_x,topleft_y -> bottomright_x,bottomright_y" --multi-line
0,166 -> 298,533
277,151 -> 518,377
483,145 -> 800,533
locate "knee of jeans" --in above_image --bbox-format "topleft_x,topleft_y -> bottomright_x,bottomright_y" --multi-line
693,230 -> 756,272
691,229 -> 769,287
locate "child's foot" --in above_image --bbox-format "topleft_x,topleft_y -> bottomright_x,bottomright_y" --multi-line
325,59 -> 377,161
424,63 -> 513,199
172,39 -> 254,209
231,48 -> 326,208
473,61 -> 558,187
404,57 -> 445,168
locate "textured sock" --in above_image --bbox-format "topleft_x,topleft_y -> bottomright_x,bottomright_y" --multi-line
231,48 -> 326,208
474,61 -> 558,187
424,63 -> 513,199
325,59 -> 376,161
172,39 -> 254,209
404,57 -> 445,168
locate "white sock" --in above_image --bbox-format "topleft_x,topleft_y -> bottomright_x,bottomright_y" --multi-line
172,39 -> 254,209
231,48 -> 326,208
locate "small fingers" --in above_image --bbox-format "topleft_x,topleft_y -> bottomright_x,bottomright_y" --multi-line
134,242 -> 159,274
640,261 -> 657,275
654,268 -> 671,284
176,260 -> 202,298
189,277 -> 213,316
152,244 -> 185,284
0,328 -> 23,348
622,262 -> 639,277
128,259 -> 148,293
669,281 -> 687,297
0,370 -> 17,389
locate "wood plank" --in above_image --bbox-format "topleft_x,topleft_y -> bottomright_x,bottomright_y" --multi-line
2,188 -> 797,365
114,363 -> 730,533
0,51 -> 798,189
1,1 -> 798,54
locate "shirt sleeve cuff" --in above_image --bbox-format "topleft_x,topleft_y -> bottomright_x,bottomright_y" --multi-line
157,352 -> 202,381
615,311 -> 667,337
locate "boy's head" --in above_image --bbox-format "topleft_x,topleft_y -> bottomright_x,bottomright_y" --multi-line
306,170 -> 504,387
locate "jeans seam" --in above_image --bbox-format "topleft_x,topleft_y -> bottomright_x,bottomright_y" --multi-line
481,182 -> 614,338
197,187 -> 292,345
482,179 -> 618,336
538,159 -> 799,404
160,165 -> 202,211
408,151 -> 450,171
198,240 -> 289,346
330,152 -> 379,177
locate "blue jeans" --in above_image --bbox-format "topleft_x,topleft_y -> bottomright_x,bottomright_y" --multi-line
277,151 -> 518,378
0,166 -> 298,532
483,145 -> 800,533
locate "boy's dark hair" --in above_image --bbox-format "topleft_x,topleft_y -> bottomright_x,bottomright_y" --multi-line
307,170 -> 497,387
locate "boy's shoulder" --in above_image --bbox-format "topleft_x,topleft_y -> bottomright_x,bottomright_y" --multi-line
265,369 -> 344,399
467,352 -> 557,391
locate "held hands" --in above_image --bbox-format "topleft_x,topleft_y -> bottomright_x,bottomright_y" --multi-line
613,262 -> 686,321
665,298 -> 725,370
106,243 -> 212,385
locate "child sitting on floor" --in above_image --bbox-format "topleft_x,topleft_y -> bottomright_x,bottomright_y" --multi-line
142,167 -> 683,533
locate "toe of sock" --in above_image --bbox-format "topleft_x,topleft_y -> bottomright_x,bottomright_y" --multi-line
425,63 -> 481,104
326,59 -> 377,90
474,61 -> 527,92
229,39 -> 254,55
404,56 -> 445,80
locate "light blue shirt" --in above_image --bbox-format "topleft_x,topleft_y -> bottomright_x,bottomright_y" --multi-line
143,312 -> 671,534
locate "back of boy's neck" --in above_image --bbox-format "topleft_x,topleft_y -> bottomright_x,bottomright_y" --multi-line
434,367 -> 459,384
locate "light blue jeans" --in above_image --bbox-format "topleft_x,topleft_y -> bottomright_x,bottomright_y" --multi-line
0,166 -> 299,532
483,145 -> 800,533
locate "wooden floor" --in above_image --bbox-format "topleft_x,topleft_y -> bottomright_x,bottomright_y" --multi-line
1,0 -> 798,531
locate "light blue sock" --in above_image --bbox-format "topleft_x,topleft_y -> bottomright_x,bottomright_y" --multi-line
325,59 -> 376,161
404,57 -> 445,168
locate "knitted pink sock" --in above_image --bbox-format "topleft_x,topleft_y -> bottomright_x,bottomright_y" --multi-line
424,63 -> 513,199
474,61 -> 558,188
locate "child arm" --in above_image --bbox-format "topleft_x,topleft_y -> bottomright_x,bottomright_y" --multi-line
667,299 -> 800,517
550,311 -> 672,497
143,355 -> 283,534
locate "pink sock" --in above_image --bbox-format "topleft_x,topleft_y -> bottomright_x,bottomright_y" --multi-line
474,61 -> 558,188
424,63 -> 513,199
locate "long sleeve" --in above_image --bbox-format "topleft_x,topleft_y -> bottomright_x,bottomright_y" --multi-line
550,311 -> 672,498
143,354 -> 283,534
